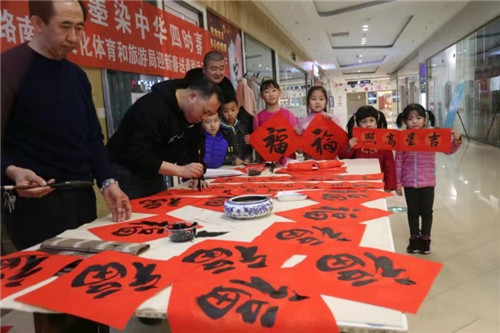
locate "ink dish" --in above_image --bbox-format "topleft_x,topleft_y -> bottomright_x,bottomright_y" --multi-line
166,221 -> 197,242
224,195 -> 273,219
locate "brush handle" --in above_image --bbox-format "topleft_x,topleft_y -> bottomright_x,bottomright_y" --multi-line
1,180 -> 94,191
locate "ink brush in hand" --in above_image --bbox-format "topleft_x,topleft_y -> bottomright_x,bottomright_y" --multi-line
1,180 -> 94,191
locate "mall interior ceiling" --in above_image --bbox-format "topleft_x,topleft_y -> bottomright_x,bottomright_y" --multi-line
255,1 -> 470,82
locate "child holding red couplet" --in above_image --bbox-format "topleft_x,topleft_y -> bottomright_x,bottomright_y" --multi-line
395,103 -> 462,255
338,106 -> 396,193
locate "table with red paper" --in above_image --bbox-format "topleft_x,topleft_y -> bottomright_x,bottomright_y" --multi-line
0,159 -> 424,332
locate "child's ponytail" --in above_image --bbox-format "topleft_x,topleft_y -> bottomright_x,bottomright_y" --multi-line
426,110 -> 436,127
396,113 -> 405,128
377,111 -> 388,129
346,114 -> 357,138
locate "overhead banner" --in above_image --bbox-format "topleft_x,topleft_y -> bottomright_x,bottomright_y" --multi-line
353,128 -> 452,152
0,0 -> 209,78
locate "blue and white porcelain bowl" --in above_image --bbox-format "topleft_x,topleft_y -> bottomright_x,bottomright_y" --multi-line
224,195 -> 273,219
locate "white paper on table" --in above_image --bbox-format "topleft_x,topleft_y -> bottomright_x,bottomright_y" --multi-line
204,168 -> 244,178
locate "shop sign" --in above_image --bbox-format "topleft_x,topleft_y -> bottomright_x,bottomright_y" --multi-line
0,0 -> 209,78
347,80 -> 371,88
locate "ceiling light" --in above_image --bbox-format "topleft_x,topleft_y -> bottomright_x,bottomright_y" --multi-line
358,54 -> 364,58
362,24 -> 369,29
362,27 -> 369,32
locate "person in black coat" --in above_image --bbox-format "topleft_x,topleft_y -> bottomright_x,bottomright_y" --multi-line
107,79 -> 222,199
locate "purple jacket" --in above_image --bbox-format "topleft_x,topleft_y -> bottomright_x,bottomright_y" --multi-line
395,139 -> 461,188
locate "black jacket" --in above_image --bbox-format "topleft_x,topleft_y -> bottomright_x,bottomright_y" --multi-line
107,79 -> 199,178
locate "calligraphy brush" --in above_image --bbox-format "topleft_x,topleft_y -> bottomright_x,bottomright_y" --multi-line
1,180 -> 94,191
197,148 -> 204,192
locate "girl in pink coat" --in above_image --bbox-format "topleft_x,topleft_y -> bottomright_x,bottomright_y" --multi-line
395,104 -> 462,255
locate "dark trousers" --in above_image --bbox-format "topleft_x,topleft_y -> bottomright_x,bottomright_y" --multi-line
404,186 -> 435,237
2,187 -> 96,250
114,163 -> 167,200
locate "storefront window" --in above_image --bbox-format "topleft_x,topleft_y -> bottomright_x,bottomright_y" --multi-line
428,17 -> 499,147
278,57 -> 307,118
103,70 -> 164,137
243,34 -> 275,113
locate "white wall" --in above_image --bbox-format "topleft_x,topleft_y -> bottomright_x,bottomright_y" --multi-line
329,79 -> 392,128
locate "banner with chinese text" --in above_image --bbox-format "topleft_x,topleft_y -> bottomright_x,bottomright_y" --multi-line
353,128 -> 452,152
0,0 -> 209,78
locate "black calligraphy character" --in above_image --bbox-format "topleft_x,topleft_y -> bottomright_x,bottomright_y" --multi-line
428,132 -> 440,147
337,269 -> 377,286
316,253 -> 365,272
1,255 -> 48,287
167,198 -> 182,206
322,193 -> 347,201
205,196 -> 232,207
71,263 -> 126,299
363,132 -> 376,145
405,132 -> 416,146
182,248 -> 235,274
198,276 -> 311,328
138,198 -> 167,209
276,229 -> 311,241
304,206 -> 358,220
364,252 -> 415,285
276,229 -> 323,245
311,129 -> 337,155
129,262 -> 161,291
386,133 -> 396,147
197,286 -> 249,319
263,127 -> 288,154
112,221 -> 168,237
312,226 -> 346,241
235,246 -> 267,269
303,206 -> 331,220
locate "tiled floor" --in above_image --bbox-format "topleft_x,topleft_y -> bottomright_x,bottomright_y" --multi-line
1,140 -> 498,332
387,140 -> 500,332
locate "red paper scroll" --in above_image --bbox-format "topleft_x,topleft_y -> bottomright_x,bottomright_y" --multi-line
285,160 -> 344,171
1,251 -> 79,299
212,176 -> 295,184
191,195 -> 234,212
353,128 -> 453,152
288,245 -> 443,313
88,214 -> 182,243
172,240 -> 298,277
400,128 -> 452,152
130,195 -> 200,214
252,221 -> 366,249
160,184 -> 244,197
353,128 -> 399,150
236,182 -> 322,196
168,269 -> 339,333
301,115 -> 348,160
276,203 -> 392,224
250,113 -> 300,162
316,181 -> 385,190
17,251 -> 194,329
300,189 -> 393,205
0,1 -> 208,78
